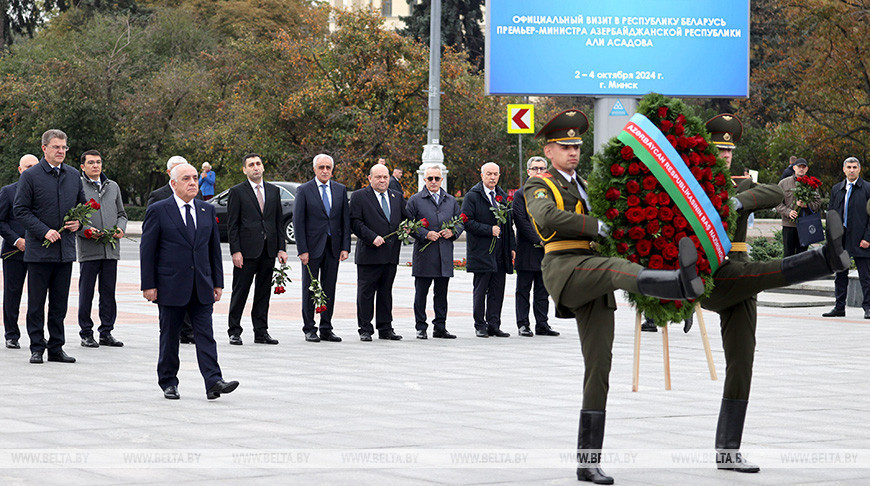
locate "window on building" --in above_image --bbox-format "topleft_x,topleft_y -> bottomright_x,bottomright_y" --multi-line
381,0 -> 392,16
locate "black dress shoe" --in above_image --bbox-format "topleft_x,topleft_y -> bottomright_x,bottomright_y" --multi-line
864,310 -> 870,320
254,333 -> 278,345
378,331 -> 403,341
5,338 -> 19,349
475,330 -> 489,338
683,317 -> 694,334
180,334 -> 195,344
360,332 -> 373,342
229,335 -> 243,345
320,330 -> 342,342
432,330 -> 456,339
99,334 -> 124,347
518,326 -> 534,337
416,330 -> 427,340
80,336 -> 99,348
163,385 -> 180,400
47,350 -> 76,363
822,308 -> 845,317
536,327 -> 560,337
641,319 -> 658,332
490,329 -> 510,337
30,351 -> 43,364
304,331 -> 321,342
206,379 -> 239,400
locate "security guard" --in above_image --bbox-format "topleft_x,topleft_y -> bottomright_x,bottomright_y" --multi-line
702,114 -> 850,473
525,109 -> 706,485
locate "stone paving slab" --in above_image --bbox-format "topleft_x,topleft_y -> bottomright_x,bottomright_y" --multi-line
0,240 -> 868,485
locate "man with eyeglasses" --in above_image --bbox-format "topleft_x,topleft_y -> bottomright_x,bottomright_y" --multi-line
513,156 -> 558,338
13,129 -> 86,364
406,165 -> 463,339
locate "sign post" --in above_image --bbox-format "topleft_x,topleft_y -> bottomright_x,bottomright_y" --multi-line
507,104 -> 534,187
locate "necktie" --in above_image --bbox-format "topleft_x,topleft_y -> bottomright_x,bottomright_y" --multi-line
844,182 -> 854,227
432,192 -> 439,205
380,192 -> 391,220
53,167 -> 60,177
184,204 -> 195,242
256,184 -> 265,213
490,190 -> 498,207
320,183 -> 331,235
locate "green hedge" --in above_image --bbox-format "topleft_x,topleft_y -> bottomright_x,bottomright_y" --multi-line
125,206 -> 146,221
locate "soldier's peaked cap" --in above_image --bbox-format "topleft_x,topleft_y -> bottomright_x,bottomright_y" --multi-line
536,109 -> 589,145
705,113 -> 743,149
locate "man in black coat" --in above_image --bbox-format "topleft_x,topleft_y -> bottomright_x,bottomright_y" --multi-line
823,156 -> 870,318
406,165 -> 462,339
226,153 -> 288,345
146,155 -> 201,343
13,129 -> 86,364
461,162 -> 516,338
295,154 -> 351,342
0,154 -> 38,349
390,167 -> 404,195
513,156 -> 557,338
349,164 -> 405,341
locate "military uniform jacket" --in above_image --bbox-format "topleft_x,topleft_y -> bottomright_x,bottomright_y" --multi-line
729,178 -> 784,263
524,168 -> 601,317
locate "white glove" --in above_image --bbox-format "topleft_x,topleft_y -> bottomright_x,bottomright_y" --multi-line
730,197 -> 743,210
598,221 -> 610,237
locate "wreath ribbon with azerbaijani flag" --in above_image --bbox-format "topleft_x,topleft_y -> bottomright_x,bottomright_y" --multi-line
588,93 -> 737,324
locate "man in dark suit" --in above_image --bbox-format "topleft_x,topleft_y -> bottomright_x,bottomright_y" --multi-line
0,154 -> 38,349
513,156 -> 557,338
390,167 -> 404,195
461,162 -> 516,338
823,156 -> 870,318
140,163 -> 238,400
406,165 -> 462,339
13,129 -> 86,364
147,155 -> 201,344
295,153 -> 351,342
226,153 -> 288,345
350,164 -> 405,341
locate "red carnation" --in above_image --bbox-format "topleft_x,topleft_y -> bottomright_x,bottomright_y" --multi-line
689,152 -> 701,166
610,164 -> 625,177
628,254 -> 639,263
711,195 -> 723,210
640,164 -> 651,174
657,106 -> 668,118
316,305 -> 327,314
660,120 -> 673,133
274,286 -> 285,295
659,206 -> 674,221
675,232 -> 688,242
678,137 -> 693,150
674,300 -> 684,310
495,195 -> 503,203
653,236 -> 668,250
701,168 -> 712,181
507,195 -> 513,203
663,244 -> 679,260
691,166 -> 703,180
719,190 -> 729,202
722,221 -> 729,231
661,225 -> 675,238
605,208 -> 619,220
460,213 -> 468,223
628,226 -> 646,240
644,207 -> 658,220
714,173 -> 726,186
628,163 -> 641,175
83,228 -> 94,239
658,193 -> 671,205
649,255 -> 664,269
88,199 -> 100,210
626,180 -> 641,194
674,124 -> 685,136
642,176 -> 658,191
696,137 -> 709,151
666,135 -> 677,147
644,192 -> 659,206
674,215 -> 688,230
697,258 -> 711,273
690,235 -> 701,249
636,240 -> 652,256
676,114 -> 686,125
646,220 -> 660,235
611,228 -> 625,239
616,242 -> 629,254
703,182 -> 715,194
626,207 -> 645,223
421,218 -> 430,228
620,146 -> 635,161
720,205 -> 730,217
627,195 -> 641,207
605,187 -> 621,201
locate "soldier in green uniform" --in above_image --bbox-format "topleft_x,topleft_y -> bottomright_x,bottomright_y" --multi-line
525,109 -> 707,485
702,114 -> 850,473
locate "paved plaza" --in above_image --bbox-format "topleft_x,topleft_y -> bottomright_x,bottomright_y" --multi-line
1,238 -> 869,485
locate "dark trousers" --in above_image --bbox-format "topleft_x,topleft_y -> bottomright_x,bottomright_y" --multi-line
228,251 -> 274,338
472,271 -> 506,332
515,270 -> 549,330
26,261 -> 72,354
301,244 -> 339,333
3,258 -> 26,340
575,294 -> 615,410
414,277 -> 449,332
356,263 -> 397,335
157,294 -> 222,390
782,226 -> 808,257
833,256 -> 870,310
78,259 -> 118,338
718,297 -> 757,400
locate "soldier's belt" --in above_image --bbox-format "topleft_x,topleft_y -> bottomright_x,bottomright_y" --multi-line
730,242 -> 748,252
544,240 -> 592,253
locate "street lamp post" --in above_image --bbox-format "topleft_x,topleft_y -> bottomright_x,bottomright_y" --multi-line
418,0 -> 448,191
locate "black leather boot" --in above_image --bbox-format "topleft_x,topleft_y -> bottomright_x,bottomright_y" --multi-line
576,410 -> 614,484
782,210 -> 850,284
715,398 -> 760,473
636,237 -> 704,300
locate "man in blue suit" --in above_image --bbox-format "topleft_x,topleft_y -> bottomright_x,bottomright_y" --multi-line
140,163 -> 238,400
0,154 -> 38,349
14,130 -> 86,364
295,154 -> 351,342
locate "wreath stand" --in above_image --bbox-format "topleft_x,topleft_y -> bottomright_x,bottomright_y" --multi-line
632,302 -> 717,391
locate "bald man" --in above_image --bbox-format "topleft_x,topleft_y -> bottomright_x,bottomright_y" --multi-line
0,155 -> 38,349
